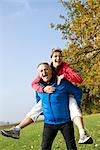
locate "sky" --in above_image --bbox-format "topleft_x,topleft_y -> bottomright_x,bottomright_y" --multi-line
0,0 -> 67,123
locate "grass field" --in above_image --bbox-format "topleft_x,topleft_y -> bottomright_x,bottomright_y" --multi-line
0,114 -> 100,150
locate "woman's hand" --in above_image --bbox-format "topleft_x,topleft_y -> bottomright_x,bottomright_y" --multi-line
57,74 -> 64,85
44,86 -> 55,93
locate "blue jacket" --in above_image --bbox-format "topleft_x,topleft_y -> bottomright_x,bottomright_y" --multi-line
36,76 -> 82,125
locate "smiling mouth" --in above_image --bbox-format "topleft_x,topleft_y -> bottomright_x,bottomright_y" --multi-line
43,74 -> 48,77
55,60 -> 61,63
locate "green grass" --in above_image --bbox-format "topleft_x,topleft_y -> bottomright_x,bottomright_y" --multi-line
0,114 -> 100,150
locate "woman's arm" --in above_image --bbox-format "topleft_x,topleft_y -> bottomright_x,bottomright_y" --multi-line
62,63 -> 83,84
32,76 -> 55,93
31,76 -> 44,92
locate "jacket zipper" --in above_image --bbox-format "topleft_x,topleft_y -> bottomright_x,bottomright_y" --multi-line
48,94 -> 56,124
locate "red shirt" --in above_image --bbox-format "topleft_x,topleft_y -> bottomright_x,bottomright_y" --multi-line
31,62 -> 83,92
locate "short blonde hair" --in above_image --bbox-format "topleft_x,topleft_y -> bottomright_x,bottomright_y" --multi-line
51,48 -> 62,58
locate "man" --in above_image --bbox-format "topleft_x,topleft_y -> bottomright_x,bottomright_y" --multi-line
34,62 -> 82,150
1,49 -> 93,145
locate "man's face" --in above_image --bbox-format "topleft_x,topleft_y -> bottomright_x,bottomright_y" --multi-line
52,52 -> 62,68
37,64 -> 52,82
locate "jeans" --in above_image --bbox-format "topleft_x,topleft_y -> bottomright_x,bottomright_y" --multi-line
42,121 -> 77,150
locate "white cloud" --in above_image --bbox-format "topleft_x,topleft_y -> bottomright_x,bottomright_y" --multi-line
24,1 -> 31,11
2,0 -> 39,15
2,0 -> 27,3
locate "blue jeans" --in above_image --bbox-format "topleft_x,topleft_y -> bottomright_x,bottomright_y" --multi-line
42,121 -> 77,150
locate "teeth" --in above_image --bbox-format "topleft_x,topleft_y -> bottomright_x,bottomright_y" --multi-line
43,75 -> 48,77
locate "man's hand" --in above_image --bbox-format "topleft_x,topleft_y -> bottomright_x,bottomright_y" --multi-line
57,74 -> 64,85
44,86 -> 55,93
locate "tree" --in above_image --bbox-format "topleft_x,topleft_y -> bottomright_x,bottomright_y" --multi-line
51,0 -> 100,112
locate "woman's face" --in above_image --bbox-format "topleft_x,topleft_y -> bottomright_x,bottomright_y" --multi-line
51,51 -> 62,68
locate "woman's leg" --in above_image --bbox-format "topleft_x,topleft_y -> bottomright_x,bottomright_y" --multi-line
69,96 -> 92,144
1,100 -> 42,139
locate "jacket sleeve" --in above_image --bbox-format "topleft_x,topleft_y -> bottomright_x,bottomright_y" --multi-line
65,81 -> 82,107
31,76 -> 44,92
35,91 -> 41,103
63,63 -> 83,84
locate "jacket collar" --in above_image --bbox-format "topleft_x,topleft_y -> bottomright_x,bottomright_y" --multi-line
39,74 -> 57,86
